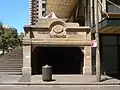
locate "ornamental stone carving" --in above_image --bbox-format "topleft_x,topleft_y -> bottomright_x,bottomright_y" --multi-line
50,21 -> 66,38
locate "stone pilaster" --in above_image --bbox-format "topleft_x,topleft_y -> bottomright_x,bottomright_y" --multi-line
83,46 -> 92,75
83,32 -> 92,75
22,45 -> 31,75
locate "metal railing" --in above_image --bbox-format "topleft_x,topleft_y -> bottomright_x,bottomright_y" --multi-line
97,0 -> 120,19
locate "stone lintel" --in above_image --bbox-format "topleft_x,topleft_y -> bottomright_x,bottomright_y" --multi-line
28,39 -> 91,46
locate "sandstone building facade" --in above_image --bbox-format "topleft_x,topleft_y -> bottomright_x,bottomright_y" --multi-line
23,0 -> 120,78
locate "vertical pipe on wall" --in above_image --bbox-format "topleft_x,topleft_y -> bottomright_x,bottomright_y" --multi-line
84,0 -> 87,26
95,0 -> 101,82
102,0 -> 107,12
90,0 -> 93,27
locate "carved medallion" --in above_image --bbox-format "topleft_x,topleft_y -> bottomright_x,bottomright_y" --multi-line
53,25 -> 64,34
50,24 -> 66,38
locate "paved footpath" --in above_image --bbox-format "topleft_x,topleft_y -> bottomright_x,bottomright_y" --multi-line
0,85 -> 120,90
0,75 -> 120,83
0,75 -> 120,90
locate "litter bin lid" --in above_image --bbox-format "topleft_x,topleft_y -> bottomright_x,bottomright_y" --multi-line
42,65 -> 52,68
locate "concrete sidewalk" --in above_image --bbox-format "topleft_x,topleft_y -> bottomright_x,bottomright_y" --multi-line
0,75 -> 120,85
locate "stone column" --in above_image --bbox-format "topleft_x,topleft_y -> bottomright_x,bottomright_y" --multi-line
83,46 -> 92,75
22,45 -> 31,75
19,45 -> 31,82
83,32 -> 92,75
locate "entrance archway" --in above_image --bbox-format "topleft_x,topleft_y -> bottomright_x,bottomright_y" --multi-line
31,47 -> 84,75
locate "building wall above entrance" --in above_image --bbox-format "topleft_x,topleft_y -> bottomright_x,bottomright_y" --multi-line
23,18 -> 91,46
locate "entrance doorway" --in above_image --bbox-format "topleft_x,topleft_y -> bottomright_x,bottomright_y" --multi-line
31,47 -> 84,75
100,34 -> 120,79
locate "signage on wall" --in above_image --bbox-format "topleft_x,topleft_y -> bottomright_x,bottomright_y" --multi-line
91,40 -> 97,47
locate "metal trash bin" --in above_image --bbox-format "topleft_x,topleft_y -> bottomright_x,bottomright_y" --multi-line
42,65 -> 52,81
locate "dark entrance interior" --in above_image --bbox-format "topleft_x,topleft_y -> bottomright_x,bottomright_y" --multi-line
31,47 -> 84,75
100,34 -> 120,79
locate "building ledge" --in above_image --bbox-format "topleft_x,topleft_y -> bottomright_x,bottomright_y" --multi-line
102,12 -> 120,18
92,18 -> 120,33
24,25 -> 90,32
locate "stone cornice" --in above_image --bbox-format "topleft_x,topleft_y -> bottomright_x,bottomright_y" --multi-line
24,25 -> 90,32
23,38 -> 91,46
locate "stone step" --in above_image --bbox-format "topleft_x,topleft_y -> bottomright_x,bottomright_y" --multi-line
0,61 -> 23,63
0,66 -> 22,68
0,57 -> 23,60
0,63 -> 23,65
0,60 -> 23,63
0,56 -> 22,58
0,67 -> 22,69
0,60 -> 23,62
0,69 -> 22,72
0,64 -> 23,66
7,54 -> 22,57
0,70 -> 22,72
0,60 -> 22,62
0,65 -> 23,68
0,71 -> 22,72
0,58 -> 23,61
0,68 -> 22,70
0,47 -> 23,74
0,72 -> 22,75
0,63 -> 22,65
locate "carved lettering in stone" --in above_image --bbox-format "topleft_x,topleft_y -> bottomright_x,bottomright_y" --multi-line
67,32 -> 78,35
37,31 -> 49,34
50,35 -> 66,38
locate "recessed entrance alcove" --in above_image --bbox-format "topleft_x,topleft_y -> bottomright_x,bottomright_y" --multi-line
23,18 -> 92,75
31,47 -> 84,75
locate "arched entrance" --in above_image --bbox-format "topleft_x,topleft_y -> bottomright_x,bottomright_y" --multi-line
31,47 -> 84,75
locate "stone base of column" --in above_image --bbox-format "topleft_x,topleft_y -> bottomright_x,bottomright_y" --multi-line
83,67 -> 92,75
22,67 -> 31,75
19,67 -> 32,82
